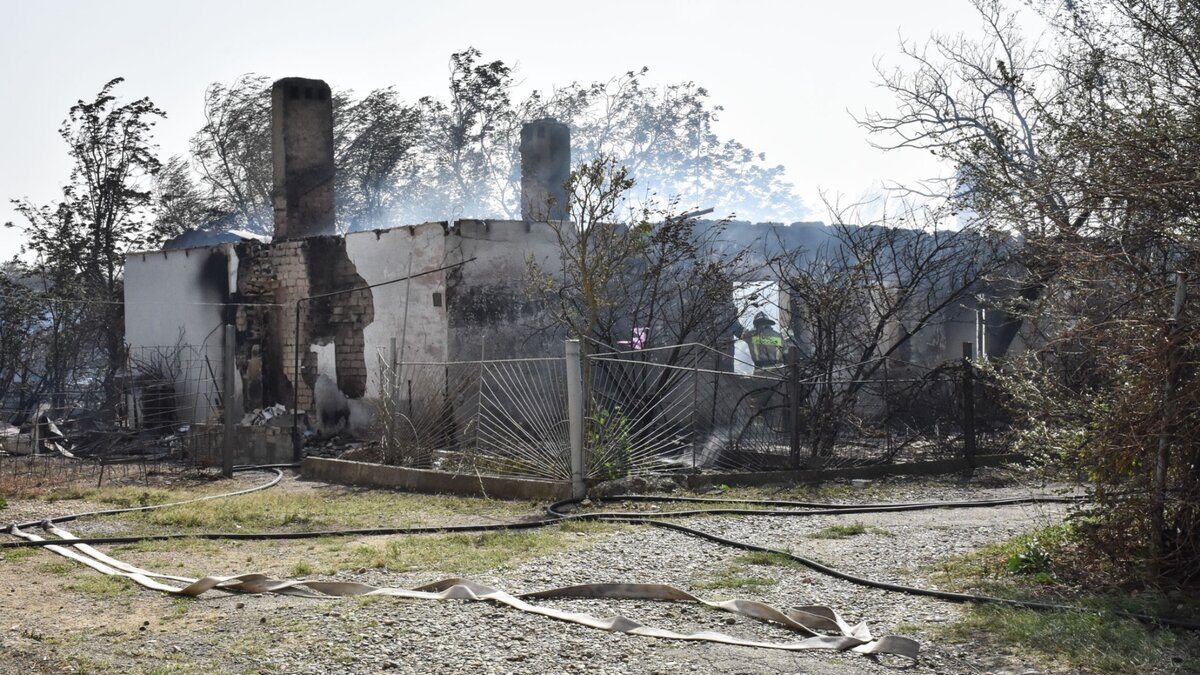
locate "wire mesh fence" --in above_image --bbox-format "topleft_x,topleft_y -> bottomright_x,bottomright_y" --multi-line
0,343 -> 222,491
374,356 -> 571,480
585,353 -> 714,477
588,346 -> 1012,474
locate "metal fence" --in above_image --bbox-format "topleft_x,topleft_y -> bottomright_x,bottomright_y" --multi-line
371,341 -> 1010,483
375,356 -> 571,480
0,344 -> 222,491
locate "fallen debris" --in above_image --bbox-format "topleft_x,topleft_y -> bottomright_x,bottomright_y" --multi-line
239,403 -> 290,427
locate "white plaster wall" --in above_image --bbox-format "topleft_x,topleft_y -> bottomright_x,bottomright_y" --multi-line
344,222 -> 449,401
448,219 -> 563,360
123,246 -> 230,424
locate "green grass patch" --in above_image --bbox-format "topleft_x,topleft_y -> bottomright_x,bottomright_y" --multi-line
696,551 -> 805,593
67,574 -> 136,597
169,596 -> 191,616
946,603 -> 1199,673
290,560 -> 314,576
1,546 -> 38,562
40,486 -> 177,506
696,570 -> 777,592
931,522 -> 1073,593
927,522 -> 1200,673
734,551 -> 802,567
808,521 -> 891,539
36,560 -> 77,575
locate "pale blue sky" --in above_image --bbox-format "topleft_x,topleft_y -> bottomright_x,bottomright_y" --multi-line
0,0 -> 1018,259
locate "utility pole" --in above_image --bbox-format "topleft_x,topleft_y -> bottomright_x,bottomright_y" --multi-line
787,348 -> 802,469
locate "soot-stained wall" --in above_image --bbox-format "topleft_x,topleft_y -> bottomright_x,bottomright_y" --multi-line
127,223 -> 471,436
446,220 -> 563,361
124,246 -> 235,425
344,222 -> 450,388
127,218 -> 1004,437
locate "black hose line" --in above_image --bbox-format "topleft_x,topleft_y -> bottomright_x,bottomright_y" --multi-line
4,519 -> 560,546
558,493 -> 1084,510
545,494 -> 1082,520
1,493 -> 1079,548
3,472 -> 1195,631
609,517 -> 1200,631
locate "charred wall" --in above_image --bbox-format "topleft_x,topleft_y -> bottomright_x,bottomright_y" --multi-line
301,237 -> 374,399
228,236 -> 378,433
446,220 -> 564,361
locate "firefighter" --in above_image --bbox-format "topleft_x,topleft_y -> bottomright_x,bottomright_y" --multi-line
735,311 -> 787,431
741,311 -> 785,374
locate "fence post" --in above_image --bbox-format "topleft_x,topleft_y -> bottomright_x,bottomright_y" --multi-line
787,348 -> 801,469
388,337 -> 398,457
565,339 -> 586,499
222,324 -> 237,478
961,341 -> 976,467
1151,271 -> 1187,577
691,359 -> 700,474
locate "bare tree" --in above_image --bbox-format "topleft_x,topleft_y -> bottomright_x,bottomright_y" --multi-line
528,157 -> 754,358
868,0 -> 1200,582
860,0 -> 1095,352
774,201 -> 1003,456
9,78 -> 165,414
190,75 -> 275,234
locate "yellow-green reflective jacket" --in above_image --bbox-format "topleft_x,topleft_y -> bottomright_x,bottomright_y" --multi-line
749,330 -> 784,367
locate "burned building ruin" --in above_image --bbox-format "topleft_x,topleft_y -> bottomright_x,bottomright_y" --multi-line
123,76 -> 1009,467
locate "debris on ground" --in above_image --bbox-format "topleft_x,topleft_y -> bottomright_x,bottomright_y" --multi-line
239,403 -> 290,427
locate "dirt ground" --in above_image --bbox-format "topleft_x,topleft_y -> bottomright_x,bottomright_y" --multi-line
0,466 -> 1192,674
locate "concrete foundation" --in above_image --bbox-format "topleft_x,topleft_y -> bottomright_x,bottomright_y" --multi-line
302,457 -> 573,500
187,424 -> 294,467
301,454 -> 1019,501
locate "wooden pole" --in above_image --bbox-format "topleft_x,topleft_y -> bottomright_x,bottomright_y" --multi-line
961,342 -> 976,466
1151,271 -> 1187,577
787,348 -> 802,469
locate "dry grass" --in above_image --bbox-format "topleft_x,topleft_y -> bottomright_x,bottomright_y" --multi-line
97,487 -> 540,534
290,521 -> 627,577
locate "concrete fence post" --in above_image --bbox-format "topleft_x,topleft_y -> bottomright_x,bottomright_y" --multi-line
565,339 -> 586,499
222,324 -> 237,478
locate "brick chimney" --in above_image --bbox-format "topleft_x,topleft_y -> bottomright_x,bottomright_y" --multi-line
519,118 -> 570,221
272,77 -> 335,240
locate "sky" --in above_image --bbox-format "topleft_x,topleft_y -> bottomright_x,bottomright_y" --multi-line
0,0 -> 1018,260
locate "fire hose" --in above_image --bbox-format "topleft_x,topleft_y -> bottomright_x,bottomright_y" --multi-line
4,467 -> 1198,664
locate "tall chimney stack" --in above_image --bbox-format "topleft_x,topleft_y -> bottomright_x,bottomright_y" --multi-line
272,77 -> 335,240
519,118 -> 570,221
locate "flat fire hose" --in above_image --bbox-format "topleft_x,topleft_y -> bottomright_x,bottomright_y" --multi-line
10,522 -> 919,659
